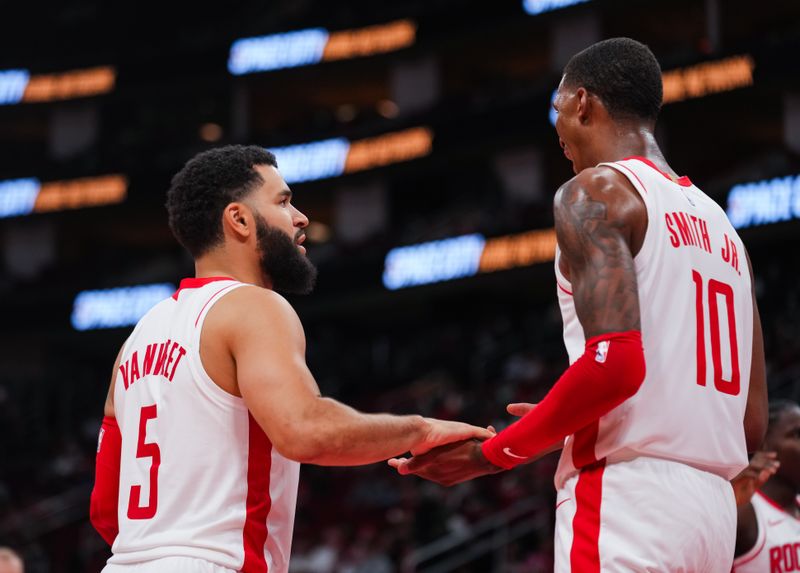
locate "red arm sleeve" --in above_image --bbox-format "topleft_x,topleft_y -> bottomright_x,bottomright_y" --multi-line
90,416 -> 121,545
482,330 -> 646,469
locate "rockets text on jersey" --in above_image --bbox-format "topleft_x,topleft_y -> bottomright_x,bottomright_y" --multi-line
734,492 -> 800,573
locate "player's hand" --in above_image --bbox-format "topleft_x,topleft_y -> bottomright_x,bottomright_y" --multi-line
731,451 -> 779,507
507,402 -> 537,417
504,402 -> 563,463
412,418 -> 495,456
389,439 -> 503,486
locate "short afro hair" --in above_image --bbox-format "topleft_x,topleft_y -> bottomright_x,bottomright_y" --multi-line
563,37 -> 663,122
166,145 -> 277,258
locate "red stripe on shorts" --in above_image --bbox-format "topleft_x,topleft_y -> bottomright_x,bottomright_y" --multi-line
572,421 -> 599,469
242,413 -> 273,573
570,459 -> 605,573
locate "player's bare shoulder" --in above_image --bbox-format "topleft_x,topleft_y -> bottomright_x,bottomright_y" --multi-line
555,165 -> 647,255
204,284 -> 306,347
553,166 -> 644,337
555,166 -> 644,226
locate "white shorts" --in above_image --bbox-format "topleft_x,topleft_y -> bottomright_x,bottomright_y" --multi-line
554,456 -> 736,572
102,557 -> 237,573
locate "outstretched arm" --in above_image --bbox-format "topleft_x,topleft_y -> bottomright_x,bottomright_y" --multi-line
480,167 -> 647,468
390,168 -> 647,484
221,287 -> 492,466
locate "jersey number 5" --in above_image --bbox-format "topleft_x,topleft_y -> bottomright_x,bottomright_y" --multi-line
128,404 -> 160,519
692,270 -> 740,396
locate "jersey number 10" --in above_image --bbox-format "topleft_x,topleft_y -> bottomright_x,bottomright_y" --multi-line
692,270 -> 740,396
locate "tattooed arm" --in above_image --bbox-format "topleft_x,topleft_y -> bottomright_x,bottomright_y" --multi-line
554,166 -> 646,337
389,168 -> 648,484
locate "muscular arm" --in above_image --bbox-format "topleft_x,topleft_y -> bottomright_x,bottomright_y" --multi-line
219,287 -> 490,466
743,248 -> 768,452
480,168 -> 647,469
556,167 -> 644,337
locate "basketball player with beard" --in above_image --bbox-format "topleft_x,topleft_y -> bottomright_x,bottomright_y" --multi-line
89,145 -> 492,573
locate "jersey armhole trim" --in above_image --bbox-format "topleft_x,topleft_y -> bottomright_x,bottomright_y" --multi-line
732,509 -> 766,568
597,161 -> 655,271
189,282 -> 248,411
554,246 -> 574,294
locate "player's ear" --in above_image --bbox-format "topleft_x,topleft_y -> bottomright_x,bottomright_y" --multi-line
575,87 -> 593,125
222,202 -> 253,241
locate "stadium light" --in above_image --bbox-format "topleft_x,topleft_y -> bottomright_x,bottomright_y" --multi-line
383,229 -> 557,290
71,284 -> 175,331
523,0 -> 590,16
0,175 -> 127,218
229,19 -> 416,75
727,174 -> 800,229
0,66 -> 115,105
662,55 -> 754,104
270,127 -> 433,184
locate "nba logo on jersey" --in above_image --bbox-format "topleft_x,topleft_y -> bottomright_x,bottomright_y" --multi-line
97,427 -> 105,453
595,340 -> 610,363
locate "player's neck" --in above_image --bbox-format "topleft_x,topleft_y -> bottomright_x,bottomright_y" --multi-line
595,125 -> 674,177
194,255 -> 273,289
761,479 -> 800,515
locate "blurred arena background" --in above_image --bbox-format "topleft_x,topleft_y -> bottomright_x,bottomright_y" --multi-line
1,0 -> 800,571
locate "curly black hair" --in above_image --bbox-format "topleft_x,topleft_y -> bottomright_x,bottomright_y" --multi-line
166,145 -> 277,258
563,37 -> 663,122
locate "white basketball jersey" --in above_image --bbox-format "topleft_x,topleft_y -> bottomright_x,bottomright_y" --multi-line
109,277 -> 300,573
733,492 -> 800,573
554,157 -> 753,487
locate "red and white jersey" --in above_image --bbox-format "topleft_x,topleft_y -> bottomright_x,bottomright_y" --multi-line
733,492 -> 800,573
554,156 -> 753,488
109,277 -> 300,573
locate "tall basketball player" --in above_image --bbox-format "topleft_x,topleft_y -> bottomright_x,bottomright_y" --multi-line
89,146 -> 493,573
389,38 -> 768,571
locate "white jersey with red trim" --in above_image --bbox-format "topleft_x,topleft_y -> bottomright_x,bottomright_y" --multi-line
108,277 -> 299,573
554,156 -> 753,488
734,492 -> 800,573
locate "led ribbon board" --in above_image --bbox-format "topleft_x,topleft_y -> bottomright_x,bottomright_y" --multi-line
727,174 -> 800,229
0,66 -> 115,105
0,175 -> 127,218
662,55 -> 754,104
229,19 -> 416,75
523,0 -> 590,15
72,284 -> 176,331
383,228 -> 557,290
270,127 -> 432,184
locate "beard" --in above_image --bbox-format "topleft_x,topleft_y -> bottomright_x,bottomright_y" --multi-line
254,215 -> 318,295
